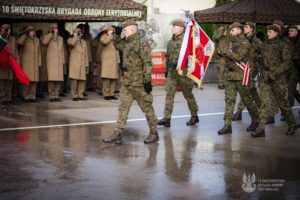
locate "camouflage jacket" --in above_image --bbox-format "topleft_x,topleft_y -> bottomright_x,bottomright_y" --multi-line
260,37 -> 291,84
166,33 -> 188,75
246,34 -> 263,79
123,32 -> 152,86
223,33 -> 250,81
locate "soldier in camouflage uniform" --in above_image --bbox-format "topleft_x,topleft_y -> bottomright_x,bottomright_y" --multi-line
252,25 -> 297,137
214,26 -> 228,89
157,20 -> 199,128
102,20 -> 159,145
286,25 -> 300,107
232,22 -> 262,121
217,22 -> 259,135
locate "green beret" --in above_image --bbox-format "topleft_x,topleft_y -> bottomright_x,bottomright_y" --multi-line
122,20 -> 138,28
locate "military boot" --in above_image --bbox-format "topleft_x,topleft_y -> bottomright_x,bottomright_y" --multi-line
144,132 -> 159,144
246,121 -> 258,132
251,128 -> 265,137
102,132 -> 122,145
286,125 -> 297,135
186,116 -> 199,126
266,116 -> 275,124
218,125 -> 232,135
157,118 -> 171,127
232,111 -> 242,121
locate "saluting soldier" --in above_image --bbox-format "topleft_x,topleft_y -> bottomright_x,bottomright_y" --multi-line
18,26 -> 41,103
217,22 -> 258,135
67,28 -> 89,101
252,25 -> 297,137
42,24 -> 65,102
157,20 -> 199,128
0,24 -> 18,104
102,20 -> 159,145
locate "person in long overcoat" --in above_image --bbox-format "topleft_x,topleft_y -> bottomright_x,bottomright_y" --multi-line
67,28 -> 89,101
42,24 -> 65,102
18,26 -> 41,102
100,25 -> 120,100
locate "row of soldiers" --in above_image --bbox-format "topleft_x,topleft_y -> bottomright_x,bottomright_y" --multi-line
0,22 -> 123,104
215,20 -> 300,137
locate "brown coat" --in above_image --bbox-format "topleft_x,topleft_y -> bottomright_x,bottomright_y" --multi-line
67,37 -> 88,80
42,34 -> 65,81
0,35 -> 18,80
39,40 -> 48,82
100,34 -> 120,79
18,35 -> 41,82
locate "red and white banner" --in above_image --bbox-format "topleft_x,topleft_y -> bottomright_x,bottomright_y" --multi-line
151,52 -> 166,84
177,18 -> 215,87
235,61 -> 250,86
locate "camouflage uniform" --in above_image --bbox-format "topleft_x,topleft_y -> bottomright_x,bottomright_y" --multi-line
235,34 -> 262,113
221,33 -> 258,127
257,35 -> 296,131
162,33 -> 198,120
114,32 -> 157,134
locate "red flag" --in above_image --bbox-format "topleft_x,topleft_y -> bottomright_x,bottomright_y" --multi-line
177,18 -> 215,87
0,48 -> 30,86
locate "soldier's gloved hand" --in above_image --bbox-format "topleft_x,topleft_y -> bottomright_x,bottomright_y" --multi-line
144,81 -> 152,94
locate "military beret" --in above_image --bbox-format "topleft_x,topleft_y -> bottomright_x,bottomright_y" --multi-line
100,25 -> 115,32
245,21 -> 255,29
230,22 -> 243,29
26,26 -> 35,32
288,25 -> 299,31
171,20 -> 185,28
122,20 -> 138,28
267,25 -> 280,32
1,24 -> 10,30
50,24 -> 58,29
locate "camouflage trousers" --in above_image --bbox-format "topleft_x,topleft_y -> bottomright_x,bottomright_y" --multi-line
216,58 -> 227,87
163,69 -> 198,119
287,67 -> 300,106
224,80 -> 258,125
114,85 -> 157,134
236,79 -> 261,112
258,82 -> 296,129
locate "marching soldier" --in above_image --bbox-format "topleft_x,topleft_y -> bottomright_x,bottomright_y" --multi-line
18,26 -> 41,102
67,28 -> 89,101
232,22 -> 262,121
42,24 -> 65,102
157,20 -> 199,127
0,24 -> 18,104
217,22 -> 259,135
252,25 -> 297,137
102,20 -> 159,145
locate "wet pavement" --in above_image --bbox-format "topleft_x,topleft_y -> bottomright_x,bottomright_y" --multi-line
0,84 -> 300,200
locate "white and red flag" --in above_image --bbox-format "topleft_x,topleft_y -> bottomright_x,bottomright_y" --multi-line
235,61 -> 250,86
177,17 -> 215,87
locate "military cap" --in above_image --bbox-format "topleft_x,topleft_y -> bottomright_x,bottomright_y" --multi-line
267,25 -> 280,32
287,25 -> 299,31
122,20 -> 138,28
230,22 -> 243,29
245,21 -> 255,29
1,24 -> 10,30
273,20 -> 284,29
50,24 -> 58,29
171,20 -> 185,28
100,25 -> 115,32
26,26 -> 35,32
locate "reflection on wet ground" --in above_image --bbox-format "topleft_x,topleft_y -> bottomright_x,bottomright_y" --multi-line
0,85 -> 300,200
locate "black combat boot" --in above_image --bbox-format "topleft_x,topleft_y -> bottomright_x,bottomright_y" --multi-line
102,133 -> 122,145
218,125 -> 232,135
246,121 -> 258,132
286,125 -> 297,135
157,118 -> 171,127
251,128 -> 265,137
232,111 -> 242,121
186,116 -> 199,126
144,132 -> 159,144
266,116 -> 275,124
